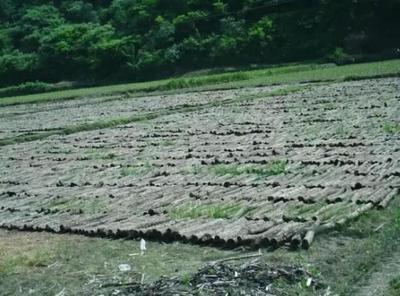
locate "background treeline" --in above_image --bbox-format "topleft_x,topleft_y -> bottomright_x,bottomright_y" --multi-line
0,0 -> 399,87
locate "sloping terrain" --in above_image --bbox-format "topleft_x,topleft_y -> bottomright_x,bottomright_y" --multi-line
0,78 -> 399,249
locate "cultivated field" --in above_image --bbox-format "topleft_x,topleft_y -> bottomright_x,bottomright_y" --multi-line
1,60 -> 400,295
1,76 -> 399,251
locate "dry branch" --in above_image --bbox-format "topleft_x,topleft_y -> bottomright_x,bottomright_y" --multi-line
210,251 -> 262,264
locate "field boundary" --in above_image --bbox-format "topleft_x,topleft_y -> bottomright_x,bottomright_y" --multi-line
1,59 -> 399,107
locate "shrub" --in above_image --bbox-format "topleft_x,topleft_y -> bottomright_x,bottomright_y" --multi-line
0,81 -> 53,98
0,80 -> 78,98
159,72 -> 250,91
326,47 -> 355,65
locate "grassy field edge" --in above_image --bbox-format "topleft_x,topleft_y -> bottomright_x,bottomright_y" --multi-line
0,59 -> 399,107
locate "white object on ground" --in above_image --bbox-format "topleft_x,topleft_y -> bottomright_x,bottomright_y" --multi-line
140,239 -> 146,255
118,264 -> 131,272
141,273 -> 145,284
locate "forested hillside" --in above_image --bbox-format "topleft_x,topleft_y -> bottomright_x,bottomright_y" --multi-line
0,0 -> 399,86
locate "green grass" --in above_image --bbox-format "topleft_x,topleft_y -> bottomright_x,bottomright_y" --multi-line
262,196 -> 400,295
388,277 -> 400,296
181,62 -> 329,78
0,79 -> 164,107
0,249 -> 53,273
1,198 -> 399,295
182,273 -> 192,286
324,203 -> 400,295
47,197 -> 106,215
0,230 -> 236,295
0,81 -> 78,99
169,202 -> 249,220
210,161 -> 287,177
396,207 -> 400,229
159,72 -> 250,91
0,63 -> 316,106
1,59 -> 399,107
196,59 -> 400,93
383,122 -> 400,134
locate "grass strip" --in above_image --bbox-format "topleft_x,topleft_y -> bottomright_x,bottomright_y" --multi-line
209,161 -> 287,177
1,59 -> 399,107
0,64 -> 317,107
169,202 -> 249,220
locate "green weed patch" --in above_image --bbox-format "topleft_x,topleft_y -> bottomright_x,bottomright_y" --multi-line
210,161 -> 286,178
169,202 -> 249,220
383,122 -> 400,134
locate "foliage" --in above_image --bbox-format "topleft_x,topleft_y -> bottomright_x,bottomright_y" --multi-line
169,202 -> 247,220
388,277 -> 400,296
160,72 -> 249,90
383,122 -> 400,134
60,1 -> 99,23
326,47 -> 355,65
0,50 -> 39,85
0,81 -> 53,98
0,250 -> 53,273
210,161 -> 287,178
0,0 -> 399,87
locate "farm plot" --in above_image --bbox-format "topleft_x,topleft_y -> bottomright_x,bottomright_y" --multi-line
0,86 -> 282,140
0,77 -> 399,249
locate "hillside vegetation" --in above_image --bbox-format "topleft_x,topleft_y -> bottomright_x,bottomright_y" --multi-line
1,0 -> 399,87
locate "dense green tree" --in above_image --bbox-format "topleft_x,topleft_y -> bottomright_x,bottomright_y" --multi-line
39,23 -> 134,79
146,16 -> 175,49
60,1 -> 99,23
16,5 -> 65,51
246,16 -> 275,60
109,0 -> 158,34
0,50 -> 39,85
0,0 -> 15,22
0,0 -> 398,86
0,26 -> 12,53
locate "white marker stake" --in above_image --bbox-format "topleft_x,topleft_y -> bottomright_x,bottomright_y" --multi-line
140,239 -> 146,255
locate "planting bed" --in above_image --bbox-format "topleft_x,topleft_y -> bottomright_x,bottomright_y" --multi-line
0,78 -> 399,249
0,86 -> 280,140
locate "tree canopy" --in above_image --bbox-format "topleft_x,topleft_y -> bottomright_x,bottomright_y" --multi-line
0,0 -> 399,86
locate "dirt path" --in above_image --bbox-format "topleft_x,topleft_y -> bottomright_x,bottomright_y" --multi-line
354,248 -> 400,296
